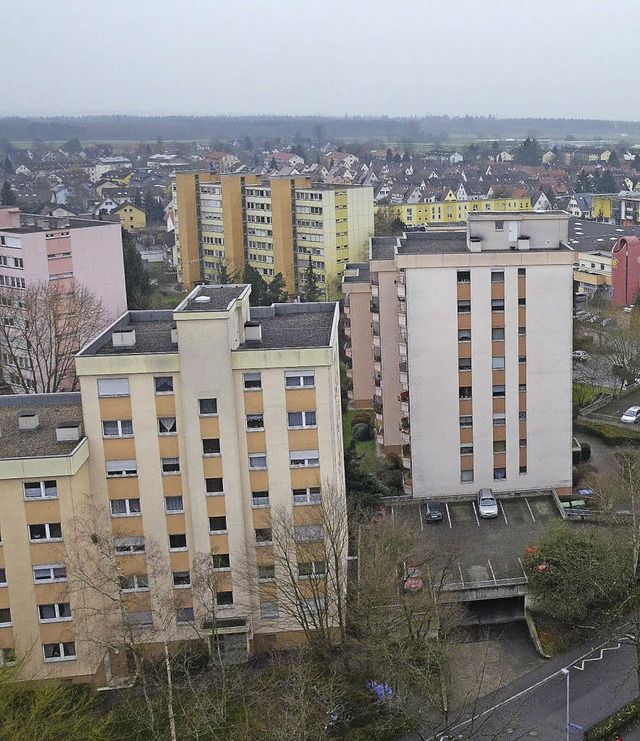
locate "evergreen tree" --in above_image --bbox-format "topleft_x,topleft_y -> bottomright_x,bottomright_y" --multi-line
634,155 -> 640,172
575,169 -> 593,193
594,169 -> 616,193
402,151 -> 411,163
385,148 -> 393,162
608,150 -> 620,167
344,440 -> 386,512
243,135 -> 253,151
514,136 -> 542,165
217,260 -> 239,285
122,229 -> 151,309
133,191 -> 144,210
303,255 -> 321,302
63,138 -> 82,155
155,136 -> 164,154
393,152 -> 402,163
264,272 -> 288,304
242,264 -> 268,306
1,181 -> 16,206
270,156 -> 277,170
3,155 -> 14,175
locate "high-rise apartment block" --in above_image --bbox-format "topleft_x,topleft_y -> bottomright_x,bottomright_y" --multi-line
344,212 -> 573,497
0,284 -> 345,682
173,173 -> 373,298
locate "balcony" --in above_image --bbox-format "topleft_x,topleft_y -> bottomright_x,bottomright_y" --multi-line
347,389 -> 354,400
397,271 -> 405,286
373,336 -> 381,348
343,304 -> 350,318
397,282 -> 406,300
374,360 -> 382,373
398,313 -> 407,328
398,339 -> 406,356
376,431 -> 385,447
371,284 -> 379,297
346,368 -> 353,379
345,345 -> 352,359
402,444 -> 411,470
403,475 -> 413,496
399,416 -> 410,432
372,321 -> 380,337
345,325 -> 352,338
401,429 -> 410,445
399,370 -> 408,386
400,390 -> 409,415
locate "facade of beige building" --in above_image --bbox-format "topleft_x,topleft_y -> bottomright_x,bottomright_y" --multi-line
0,285 -> 345,683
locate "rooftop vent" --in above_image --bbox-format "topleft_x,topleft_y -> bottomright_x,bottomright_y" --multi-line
170,324 -> 178,345
112,329 -> 136,348
56,422 -> 82,443
194,295 -> 211,304
244,321 -> 262,343
18,412 -> 39,431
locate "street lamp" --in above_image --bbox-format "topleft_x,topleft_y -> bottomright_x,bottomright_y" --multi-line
560,668 -> 570,741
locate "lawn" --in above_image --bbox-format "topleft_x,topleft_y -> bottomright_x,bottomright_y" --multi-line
343,409 -> 377,472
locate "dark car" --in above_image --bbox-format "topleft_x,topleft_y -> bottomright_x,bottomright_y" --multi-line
423,501 -> 444,523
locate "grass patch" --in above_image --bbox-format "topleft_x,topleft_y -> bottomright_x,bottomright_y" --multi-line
342,410 -> 376,471
573,382 -> 615,409
584,698 -> 640,740
574,420 -> 640,446
528,612 -> 588,657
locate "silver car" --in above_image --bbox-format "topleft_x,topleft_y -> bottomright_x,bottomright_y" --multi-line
477,488 -> 499,518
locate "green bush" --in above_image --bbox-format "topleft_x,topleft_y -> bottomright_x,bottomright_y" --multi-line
575,420 -> 640,446
584,697 -> 640,740
351,422 -> 374,442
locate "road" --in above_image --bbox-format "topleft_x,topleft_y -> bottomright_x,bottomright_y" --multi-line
408,627 -> 640,740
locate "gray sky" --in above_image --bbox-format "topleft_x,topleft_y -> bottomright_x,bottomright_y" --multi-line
1,0 -> 636,119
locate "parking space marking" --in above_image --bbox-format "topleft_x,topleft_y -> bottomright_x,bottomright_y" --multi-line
518,556 -> 528,579
472,502 -> 480,526
418,504 -> 424,531
457,563 -> 465,585
500,501 -> 509,525
487,559 -> 496,583
525,498 -> 536,522
445,502 -> 452,529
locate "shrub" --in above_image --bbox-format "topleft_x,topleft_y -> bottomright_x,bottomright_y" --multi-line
580,442 -> 592,461
584,698 -> 640,740
351,412 -> 373,428
574,420 -> 640,446
351,422 -> 373,442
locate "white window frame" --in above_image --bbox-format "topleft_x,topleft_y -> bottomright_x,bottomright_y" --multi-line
28,522 -> 62,543
246,413 -> 264,430
114,536 -> 145,555
127,611 -> 153,627
0,608 -> 12,627
106,459 -> 137,477
172,571 -> 191,588
493,413 -> 506,426
249,453 -> 268,470
0,647 -> 15,666
205,477 -> 224,496
32,564 -> 67,583
158,417 -> 177,435
289,449 -> 320,468
154,376 -> 174,394
43,641 -> 76,662
202,438 -> 221,456
212,553 -> 231,571
258,565 -> 275,581
285,370 -> 315,388
168,534 -> 188,551
23,480 -> 57,500
292,487 -> 322,505
176,607 -> 195,625
243,372 -> 262,390
165,495 -> 184,513
161,457 -> 181,475
492,356 -> 505,370
287,411 -> 317,429
38,602 -> 72,623
252,491 -> 270,508
209,516 -> 228,534
198,397 -> 218,416
294,525 -> 324,543
298,560 -> 326,578
102,419 -> 133,438
119,574 -> 149,593
0,567 -> 5,586
260,601 -> 279,619
97,377 -> 130,397
110,498 -> 142,517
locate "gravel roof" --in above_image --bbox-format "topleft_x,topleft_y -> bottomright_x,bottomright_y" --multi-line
178,285 -> 247,312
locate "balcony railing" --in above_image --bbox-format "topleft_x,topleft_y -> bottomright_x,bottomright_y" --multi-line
374,360 -> 382,373
397,282 -> 406,299
402,444 -> 411,470
403,475 -> 412,496
371,284 -> 379,297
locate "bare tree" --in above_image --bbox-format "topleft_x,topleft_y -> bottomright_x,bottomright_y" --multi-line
0,280 -> 111,393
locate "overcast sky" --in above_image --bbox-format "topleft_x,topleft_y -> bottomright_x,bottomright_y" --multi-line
1,0 -> 636,119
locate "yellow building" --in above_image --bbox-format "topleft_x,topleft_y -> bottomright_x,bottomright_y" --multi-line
379,195 -> 532,227
173,173 -> 374,298
113,202 -> 147,231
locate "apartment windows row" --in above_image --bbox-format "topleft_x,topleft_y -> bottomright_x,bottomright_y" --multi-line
246,411 -> 317,430
460,411 -> 527,428
203,236 -> 224,246
459,327 -> 526,342
249,253 -> 275,264
0,255 -> 24,269
249,450 -> 320,470
461,440 -> 527,455
251,486 -> 322,508
457,268 -> 527,283
458,383 -> 526,400
243,370 -> 315,390
0,274 -> 25,289
203,248 -> 224,258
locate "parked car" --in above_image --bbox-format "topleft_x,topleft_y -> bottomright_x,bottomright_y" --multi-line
402,562 -> 424,592
477,488 -> 499,518
572,350 -> 589,361
621,406 -> 640,424
423,500 -> 444,523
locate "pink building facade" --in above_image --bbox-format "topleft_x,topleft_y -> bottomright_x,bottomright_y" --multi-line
611,236 -> 640,307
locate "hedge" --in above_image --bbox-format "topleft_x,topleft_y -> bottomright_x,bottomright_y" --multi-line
584,698 -> 640,740
574,420 -> 640,446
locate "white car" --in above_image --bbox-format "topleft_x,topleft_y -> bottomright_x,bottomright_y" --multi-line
621,406 -> 640,424
477,488 -> 499,519
572,350 -> 589,361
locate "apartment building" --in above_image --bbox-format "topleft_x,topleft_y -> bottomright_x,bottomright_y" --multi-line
344,212 -> 573,497
173,172 -> 373,298
343,264 -> 375,409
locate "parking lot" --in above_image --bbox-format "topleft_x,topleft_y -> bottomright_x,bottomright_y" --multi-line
595,388 -> 640,420
390,492 -> 562,586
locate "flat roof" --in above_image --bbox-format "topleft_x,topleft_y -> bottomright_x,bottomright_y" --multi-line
241,303 -> 336,350
569,217 -> 640,253
0,393 -> 84,459
176,284 -> 248,312
1,213 -> 114,234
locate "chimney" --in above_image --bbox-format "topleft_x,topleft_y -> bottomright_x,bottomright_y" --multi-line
112,329 -> 136,348
56,422 -> 83,442
170,324 -> 178,345
18,412 -> 39,431
244,321 -> 262,343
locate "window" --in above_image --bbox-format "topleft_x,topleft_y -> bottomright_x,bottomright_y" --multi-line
0,568 -> 5,586
212,553 -> 231,570
249,453 -> 268,470
28,523 -> 62,542
165,496 -> 184,513
519,411 -> 527,420
298,560 -> 326,577
172,571 -> 191,587
161,457 -> 181,474
518,326 -> 526,336
33,564 -> 67,583
289,450 -> 319,468
209,516 -> 227,533
285,370 -> 315,388
243,372 -> 262,390
287,411 -> 317,428
127,611 -> 153,627
0,608 -> 11,626
294,525 -> 324,542
169,534 -> 187,551
457,300 -> 471,313
292,487 -> 322,505
119,575 -> 149,593
458,329 -> 471,342
255,528 -> 273,544
154,376 -> 173,394
43,642 -> 76,662
38,602 -> 72,622
176,607 -> 195,624
492,385 -> 506,398
246,413 -> 264,430
518,268 -> 526,277
493,413 -> 506,426
518,297 -> 526,306
519,384 -> 527,393
495,220 -> 504,231
460,444 -> 473,456
491,271 -> 504,283
216,591 -> 233,607
492,357 -> 505,370
252,490 -> 270,507
494,467 -> 507,480
492,327 -> 505,341
459,386 -> 472,399
258,565 -> 275,581
110,498 -> 141,517
199,398 -> 218,415
519,355 -> 527,364
97,378 -> 129,397
493,440 -> 506,453
460,470 -> 474,482
260,601 -> 279,619
202,438 -> 221,455
491,299 -> 505,312
458,358 -> 472,371
519,466 -> 528,474
102,419 -> 133,438
206,477 -> 223,495
519,438 -> 527,448
158,417 -> 177,434
106,459 -> 137,477
459,415 -> 473,428
114,537 -> 145,554
23,480 -> 57,499
457,270 -> 471,283
0,648 -> 15,666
